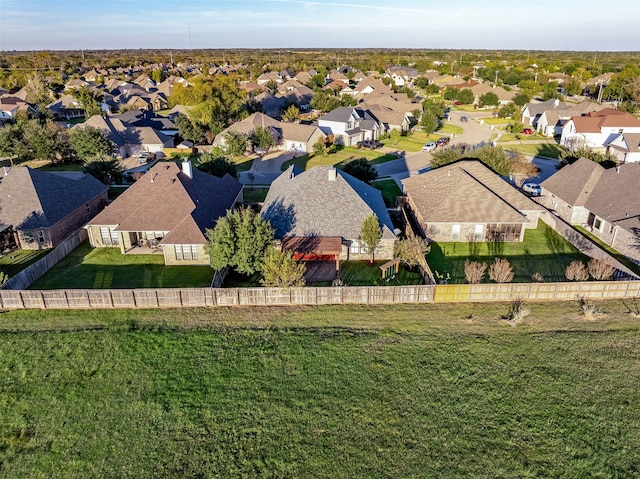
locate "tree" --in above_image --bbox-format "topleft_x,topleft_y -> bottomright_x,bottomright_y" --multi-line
83,154 -> 123,185
69,126 -> 112,160
22,120 -> 67,162
312,137 -> 326,156
464,260 -> 487,284
587,258 -> 615,280
260,247 -> 306,287
488,258 -> 514,283
542,82 -> 562,100
0,123 -> 30,161
310,91 -> 341,112
282,104 -> 300,122
422,98 -> 447,118
250,126 -> 276,153
564,78 -> 583,96
341,158 -> 378,184
359,214 -> 382,263
509,152 -> 541,187
420,110 -> 439,134
430,143 -> 513,176
223,131 -> 248,156
479,92 -> 499,108
565,260 -> 589,281
196,153 -> 238,178
497,102 -> 517,118
457,89 -> 475,105
512,93 -> 531,107
175,113 -> 205,143
390,128 -> 401,146
443,89 -> 458,101
204,208 -> 274,275
394,236 -> 430,270
71,86 -> 103,117
559,146 -> 618,169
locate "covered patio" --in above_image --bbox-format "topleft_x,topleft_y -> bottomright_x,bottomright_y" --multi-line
281,236 -> 343,282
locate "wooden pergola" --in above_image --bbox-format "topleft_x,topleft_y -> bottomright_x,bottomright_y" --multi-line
281,236 -> 343,275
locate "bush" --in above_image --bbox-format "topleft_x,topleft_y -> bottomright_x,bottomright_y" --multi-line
565,260 -> 589,281
488,258 -> 514,283
260,247 -> 306,287
587,258 -> 615,280
464,260 -> 487,284
395,236 -> 430,269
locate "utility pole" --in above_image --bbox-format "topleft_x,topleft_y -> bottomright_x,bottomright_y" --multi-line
188,24 -> 192,50
597,80 -> 603,103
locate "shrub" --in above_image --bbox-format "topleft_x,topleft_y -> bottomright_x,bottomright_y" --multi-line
531,272 -> 544,282
587,258 -> 615,280
488,258 -> 514,283
395,236 -> 430,269
565,260 -> 589,281
260,247 -> 306,287
464,260 -> 487,284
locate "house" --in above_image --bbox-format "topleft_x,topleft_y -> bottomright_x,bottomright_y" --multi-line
521,98 -> 568,128
47,94 -> 85,120
214,112 -> 325,154
540,158 -> 640,262
560,108 -> 640,150
536,101 -> 604,137
0,167 -> 108,250
316,106 -> 382,146
402,160 -> 542,242
261,166 -> 396,278
384,66 -> 419,88
85,161 -> 243,266
0,96 -> 37,121
606,132 -> 640,164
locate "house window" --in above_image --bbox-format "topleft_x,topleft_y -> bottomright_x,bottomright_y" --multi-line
111,229 -> 119,245
451,225 -> 461,240
474,224 -> 484,241
174,245 -> 182,260
350,240 -> 360,254
594,218 -> 602,231
182,245 -> 192,260
100,227 -> 119,245
38,230 -> 45,243
191,245 -> 198,260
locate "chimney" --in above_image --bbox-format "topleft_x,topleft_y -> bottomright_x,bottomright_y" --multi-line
554,98 -> 560,107
182,159 -> 193,179
616,165 -> 620,174
328,167 -> 337,182
3,166 -> 8,176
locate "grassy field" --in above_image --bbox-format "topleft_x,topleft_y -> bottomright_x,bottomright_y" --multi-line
0,249 -> 50,278
0,302 -> 639,478
427,223 -> 589,283
29,242 -> 213,289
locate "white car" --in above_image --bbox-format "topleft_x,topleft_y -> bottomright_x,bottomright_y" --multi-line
522,183 -> 542,196
421,142 -> 437,152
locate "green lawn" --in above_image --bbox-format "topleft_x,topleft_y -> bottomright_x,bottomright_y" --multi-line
0,249 -> 51,278
372,178 -> 402,207
242,186 -> 269,203
309,260 -> 424,287
427,223 -> 588,283
0,303 -> 639,478
29,242 -> 213,289
281,147 -> 398,172
505,142 -> 564,159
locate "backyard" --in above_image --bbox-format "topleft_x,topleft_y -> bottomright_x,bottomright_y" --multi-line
280,146 -> 399,172
0,303 -> 639,478
427,222 -> 589,283
29,242 -> 214,289
0,249 -> 50,279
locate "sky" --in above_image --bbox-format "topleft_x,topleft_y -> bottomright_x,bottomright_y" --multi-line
1,0 -> 639,52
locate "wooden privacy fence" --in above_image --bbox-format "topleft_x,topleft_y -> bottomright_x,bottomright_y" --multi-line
1,229 -> 87,291
1,281 -> 640,310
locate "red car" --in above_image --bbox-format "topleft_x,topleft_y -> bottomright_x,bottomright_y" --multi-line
521,128 -> 533,135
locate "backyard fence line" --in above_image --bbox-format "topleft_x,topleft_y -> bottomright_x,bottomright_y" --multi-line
1,281 -> 639,310
1,229 -> 87,291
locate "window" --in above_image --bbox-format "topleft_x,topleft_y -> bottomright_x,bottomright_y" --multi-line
100,227 -> 119,245
350,240 -> 360,254
451,225 -> 461,240
111,229 -> 119,245
594,218 -> 602,231
182,245 -> 191,260
191,245 -> 198,261
174,245 -> 182,260
474,224 -> 484,241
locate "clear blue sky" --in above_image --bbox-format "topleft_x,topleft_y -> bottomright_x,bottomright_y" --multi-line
1,0 -> 638,51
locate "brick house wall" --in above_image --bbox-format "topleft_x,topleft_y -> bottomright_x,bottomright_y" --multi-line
162,244 -> 210,266
342,238 -> 395,261
18,191 -> 107,250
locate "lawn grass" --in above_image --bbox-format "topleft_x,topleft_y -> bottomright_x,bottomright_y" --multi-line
505,142 -> 564,159
309,260 -> 424,287
575,225 -> 640,276
242,186 -> 269,203
0,303 -> 639,478
436,122 -> 464,136
427,222 -> 588,283
280,147 -> 398,172
29,242 -> 213,289
372,178 -> 402,207
0,249 -> 51,278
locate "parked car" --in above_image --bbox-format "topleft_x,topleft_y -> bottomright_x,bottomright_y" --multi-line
356,140 -> 382,150
453,101 -> 463,106
436,137 -> 450,147
421,142 -> 437,152
521,128 -> 533,135
460,116 -> 469,122
522,183 -> 542,196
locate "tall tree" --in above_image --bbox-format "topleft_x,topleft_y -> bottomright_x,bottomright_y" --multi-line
260,247 -> 306,287
71,86 -> 103,117
205,208 -> 274,275
83,154 -> 123,185
341,158 -> 378,184
282,104 -> 300,122
69,126 -> 112,160
196,153 -> 238,178
224,131 -> 248,156
359,214 -> 382,263
250,126 -> 276,153
175,113 -> 205,143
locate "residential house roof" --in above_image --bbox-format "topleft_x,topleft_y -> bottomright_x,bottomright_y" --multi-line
402,160 -> 541,225
261,165 -> 396,240
88,162 -> 242,245
569,109 -> 640,134
540,157 -> 603,206
0,167 -> 107,230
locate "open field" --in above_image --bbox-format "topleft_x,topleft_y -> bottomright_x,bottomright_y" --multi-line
29,242 -> 213,289
427,223 -> 589,283
0,302 -> 639,478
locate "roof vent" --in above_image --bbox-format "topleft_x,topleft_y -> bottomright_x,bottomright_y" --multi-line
328,167 -> 337,182
182,159 -> 193,179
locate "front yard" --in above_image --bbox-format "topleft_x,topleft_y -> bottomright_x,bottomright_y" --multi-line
427,223 -> 589,283
30,242 -> 214,289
